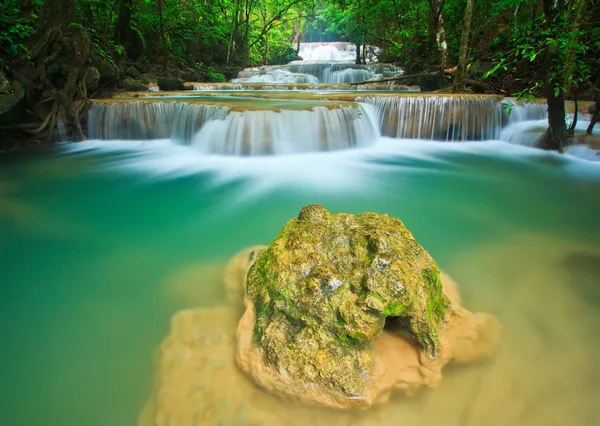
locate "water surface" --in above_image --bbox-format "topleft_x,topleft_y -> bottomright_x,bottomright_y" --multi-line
1,138 -> 599,426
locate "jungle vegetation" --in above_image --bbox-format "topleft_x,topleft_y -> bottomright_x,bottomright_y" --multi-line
0,0 -> 599,149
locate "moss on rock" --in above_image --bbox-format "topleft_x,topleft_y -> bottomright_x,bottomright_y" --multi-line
244,204 -> 448,398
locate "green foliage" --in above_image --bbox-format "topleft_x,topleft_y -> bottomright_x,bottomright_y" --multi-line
0,0 -> 41,69
0,0 -> 597,103
206,66 -> 226,82
483,0 -> 597,99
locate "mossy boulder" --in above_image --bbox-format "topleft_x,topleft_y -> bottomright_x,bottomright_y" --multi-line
121,78 -> 147,91
243,204 -> 448,400
139,72 -> 158,84
157,77 -> 186,91
1,71 -> 10,94
85,66 -> 101,92
126,66 -> 141,78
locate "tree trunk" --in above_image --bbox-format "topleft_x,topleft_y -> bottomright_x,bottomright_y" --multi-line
115,0 -> 133,50
26,0 -> 93,140
38,0 -> 77,29
452,0 -> 474,92
540,0 -> 567,151
587,89 -> 600,135
429,0 -> 448,86
355,43 -> 361,64
157,0 -> 167,71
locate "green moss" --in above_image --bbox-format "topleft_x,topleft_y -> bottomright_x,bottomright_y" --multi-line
383,303 -> 406,316
245,204 -> 449,396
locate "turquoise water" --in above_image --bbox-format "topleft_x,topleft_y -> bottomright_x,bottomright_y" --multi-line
1,138 -> 600,426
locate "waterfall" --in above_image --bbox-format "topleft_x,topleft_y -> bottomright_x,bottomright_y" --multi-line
87,101 -> 379,156
87,102 -> 229,141
190,104 -> 380,155
298,42 -> 381,63
361,96 -> 506,141
87,95 -> 552,156
193,83 -> 417,91
232,69 -> 319,84
504,99 -> 547,123
234,63 -> 401,85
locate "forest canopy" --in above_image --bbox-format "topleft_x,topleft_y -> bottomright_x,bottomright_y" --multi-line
0,0 -> 598,149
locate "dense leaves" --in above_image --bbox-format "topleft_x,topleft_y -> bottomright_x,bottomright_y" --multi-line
0,0 -> 598,95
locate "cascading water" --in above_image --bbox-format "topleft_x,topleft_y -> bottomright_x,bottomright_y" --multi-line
362,96 -> 506,141
298,42 -> 380,63
86,95 -> 561,154
233,63 -> 400,85
190,104 -> 380,155
192,83 -> 418,91
87,100 -> 380,156
232,69 -> 319,84
87,102 -> 229,141
504,98 -> 548,123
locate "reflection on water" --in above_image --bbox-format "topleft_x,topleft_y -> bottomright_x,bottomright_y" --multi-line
1,140 -> 600,426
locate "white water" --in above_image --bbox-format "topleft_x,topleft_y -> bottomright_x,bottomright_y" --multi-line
87,102 -> 228,141
298,42 -> 380,63
87,95 -> 600,160
362,96 -> 505,141
499,117 -> 600,161
233,69 -> 319,84
63,137 -> 600,198
190,104 -> 380,155
233,63 -> 400,85
88,101 -> 381,156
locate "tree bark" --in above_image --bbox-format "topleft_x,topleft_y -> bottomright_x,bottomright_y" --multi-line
540,0 -> 567,151
115,0 -> 133,48
24,0 -> 93,140
452,0 -> 474,92
429,0 -> 448,86
587,89 -> 599,135
157,0 -> 167,71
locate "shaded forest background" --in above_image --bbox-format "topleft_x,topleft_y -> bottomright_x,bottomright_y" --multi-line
0,0 -> 599,149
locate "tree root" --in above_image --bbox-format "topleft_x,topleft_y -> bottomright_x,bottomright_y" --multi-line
21,102 -> 58,135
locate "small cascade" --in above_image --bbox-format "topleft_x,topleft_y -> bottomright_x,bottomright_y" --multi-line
362,96 -> 505,141
327,68 -> 381,84
87,102 -> 229,141
504,99 -> 547,123
233,69 -> 319,84
190,104 -> 380,155
298,42 -> 380,63
499,120 -> 546,147
234,63 -> 401,85
87,100 -> 379,156
193,82 -> 417,91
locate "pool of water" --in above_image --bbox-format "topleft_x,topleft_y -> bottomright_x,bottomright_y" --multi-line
1,138 -> 600,426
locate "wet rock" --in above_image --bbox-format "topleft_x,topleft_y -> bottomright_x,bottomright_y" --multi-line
0,80 -> 24,117
90,49 -> 119,83
224,245 -> 267,310
234,206 -> 465,407
157,77 -> 186,91
126,66 -> 141,78
0,71 -> 10,94
121,78 -> 147,91
237,241 -> 501,408
85,66 -> 101,92
138,72 -> 158,84
180,68 -> 202,82
236,205 -> 501,408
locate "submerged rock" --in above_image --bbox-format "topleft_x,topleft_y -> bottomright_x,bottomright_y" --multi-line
236,205 -> 501,408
